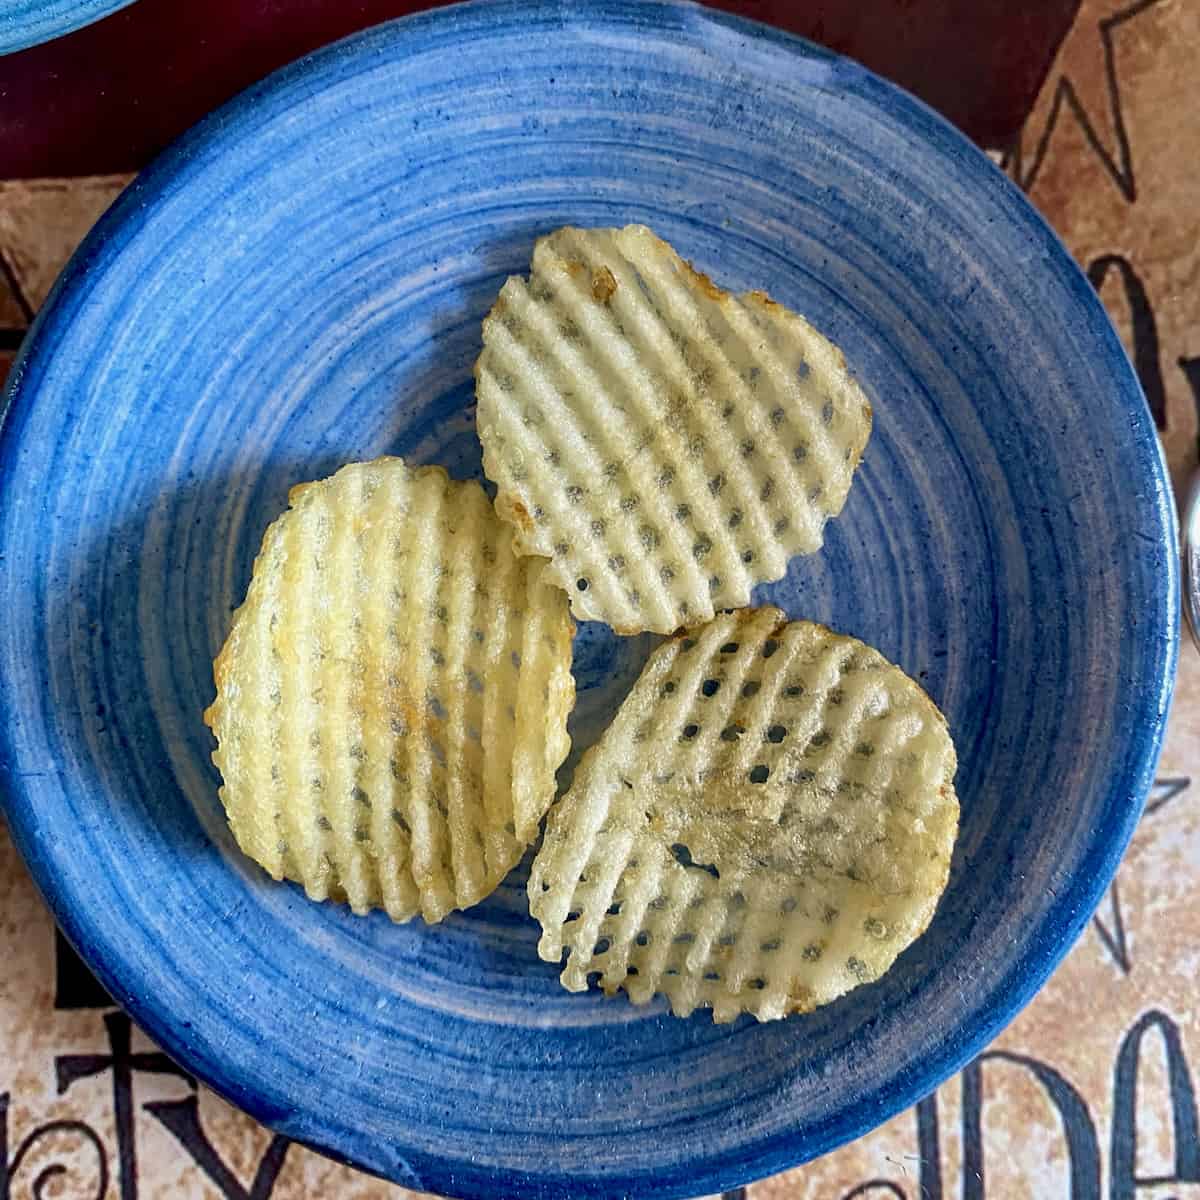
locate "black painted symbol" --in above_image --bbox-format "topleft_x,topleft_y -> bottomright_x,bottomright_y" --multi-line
53,1011 -> 295,1200
1092,875 -> 1131,975
1146,775 -> 1190,817
1086,255 -> 1166,429
1111,1009 -> 1200,1194
0,1092 -> 109,1200
962,1051 -> 1101,1199
915,1092 -> 943,1200
56,1012 -> 194,1200
1003,0 -> 1166,202
54,930 -> 113,1010
841,1182 -> 907,1199
144,1096 -> 290,1200
1178,358 -> 1200,434
1090,778 -> 1191,975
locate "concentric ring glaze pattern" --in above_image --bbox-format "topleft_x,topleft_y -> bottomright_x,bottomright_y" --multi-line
0,0 -> 135,54
0,3 -> 1176,1198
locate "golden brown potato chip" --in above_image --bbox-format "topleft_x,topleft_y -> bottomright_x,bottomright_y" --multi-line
476,225 -> 872,634
528,608 -> 957,1022
205,457 -> 574,922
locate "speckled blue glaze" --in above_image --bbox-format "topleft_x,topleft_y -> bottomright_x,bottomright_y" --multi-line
0,2 -> 1177,1197
0,0 -> 135,54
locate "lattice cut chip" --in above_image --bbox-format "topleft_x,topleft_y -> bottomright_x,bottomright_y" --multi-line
205,457 -> 575,923
528,607 -> 958,1022
476,224 -> 873,634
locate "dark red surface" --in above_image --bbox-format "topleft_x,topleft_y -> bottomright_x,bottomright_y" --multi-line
0,0 -> 1079,179
705,0 -> 1081,148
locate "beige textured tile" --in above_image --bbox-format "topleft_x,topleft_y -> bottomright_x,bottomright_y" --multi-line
0,175 -> 132,312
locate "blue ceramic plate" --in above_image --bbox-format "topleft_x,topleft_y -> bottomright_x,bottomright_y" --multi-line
0,2 -> 1177,1196
0,0 -> 136,54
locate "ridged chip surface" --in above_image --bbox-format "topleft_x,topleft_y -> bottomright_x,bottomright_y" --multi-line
205,457 -> 575,923
476,225 -> 873,634
528,607 -> 957,1022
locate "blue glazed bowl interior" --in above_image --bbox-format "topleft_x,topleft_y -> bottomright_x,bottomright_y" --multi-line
0,3 -> 1176,1198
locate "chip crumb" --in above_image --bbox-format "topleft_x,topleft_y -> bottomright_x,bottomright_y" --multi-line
591,265 -> 618,302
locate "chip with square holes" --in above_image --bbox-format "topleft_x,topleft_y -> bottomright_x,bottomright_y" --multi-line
204,457 -> 575,923
528,607 -> 958,1022
476,225 -> 873,634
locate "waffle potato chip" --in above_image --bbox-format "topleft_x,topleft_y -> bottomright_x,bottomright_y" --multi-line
205,457 -> 575,923
476,225 -> 873,635
528,607 -> 957,1022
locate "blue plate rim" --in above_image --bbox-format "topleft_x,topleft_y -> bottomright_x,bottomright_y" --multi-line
0,1 -> 1179,1196
0,0 -> 137,56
